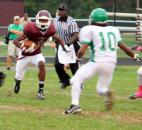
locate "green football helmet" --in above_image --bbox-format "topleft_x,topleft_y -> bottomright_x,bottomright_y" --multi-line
89,8 -> 108,23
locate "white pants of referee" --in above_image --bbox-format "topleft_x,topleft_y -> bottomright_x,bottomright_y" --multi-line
70,61 -> 116,105
15,53 -> 45,81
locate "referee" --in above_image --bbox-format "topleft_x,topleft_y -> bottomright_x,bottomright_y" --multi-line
54,3 -> 80,89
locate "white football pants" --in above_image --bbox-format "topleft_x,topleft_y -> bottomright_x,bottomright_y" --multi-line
137,66 -> 142,85
15,52 -> 45,81
70,61 -> 116,105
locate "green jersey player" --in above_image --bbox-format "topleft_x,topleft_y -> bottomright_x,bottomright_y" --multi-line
64,8 -> 140,114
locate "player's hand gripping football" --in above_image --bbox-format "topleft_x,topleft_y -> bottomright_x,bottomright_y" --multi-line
20,40 -> 37,53
24,44 -> 36,53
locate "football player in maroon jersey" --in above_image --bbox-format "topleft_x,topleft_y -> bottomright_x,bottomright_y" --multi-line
13,10 -> 70,100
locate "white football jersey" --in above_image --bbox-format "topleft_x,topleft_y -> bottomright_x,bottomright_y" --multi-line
79,25 -> 122,63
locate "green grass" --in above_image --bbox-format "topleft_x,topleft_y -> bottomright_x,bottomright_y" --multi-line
0,35 -> 3,41
0,66 -> 142,130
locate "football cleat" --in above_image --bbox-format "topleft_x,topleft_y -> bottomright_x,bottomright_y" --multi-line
129,92 -> 142,100
6,67 -> 10,70
14,84 -> 20,94
60,82 -> 70,89
104,91 -> 113,111
64,104 -> 82,114
36,91 -> 45,100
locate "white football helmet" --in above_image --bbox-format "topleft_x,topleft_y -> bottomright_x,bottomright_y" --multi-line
36,10 -> 52,30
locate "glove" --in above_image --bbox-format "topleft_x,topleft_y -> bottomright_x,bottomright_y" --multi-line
20,43 -> 27,53
21,44 -> 35,53
133,54 -> 141,61
25,45 -> 35,53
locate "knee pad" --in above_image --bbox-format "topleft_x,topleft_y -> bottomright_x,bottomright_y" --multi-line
97,87 -> 109,96
15,73 -> 23,81
70,76 -> 83,85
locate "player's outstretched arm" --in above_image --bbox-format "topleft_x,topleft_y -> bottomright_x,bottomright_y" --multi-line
118,41 -> 140,61
118,42 -> 134,58
13,34 -> 27,48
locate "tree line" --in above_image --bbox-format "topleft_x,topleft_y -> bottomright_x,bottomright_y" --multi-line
25,0 -> 142,18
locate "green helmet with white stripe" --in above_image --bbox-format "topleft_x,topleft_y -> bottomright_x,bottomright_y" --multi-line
89,8 -> 108,23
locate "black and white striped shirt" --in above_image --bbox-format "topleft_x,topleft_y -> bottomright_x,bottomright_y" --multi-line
54,16 -> 79,44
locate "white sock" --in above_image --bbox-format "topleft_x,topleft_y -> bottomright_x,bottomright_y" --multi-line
138,74 -> 142,85
71,82 -> 81,106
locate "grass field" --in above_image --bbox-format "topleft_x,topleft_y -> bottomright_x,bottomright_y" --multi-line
0,65 -> 142,130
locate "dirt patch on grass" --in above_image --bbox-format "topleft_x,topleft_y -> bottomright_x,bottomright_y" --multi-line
82,110 -> 142,124
0,104 -> 142,124
0,104 -> 62,114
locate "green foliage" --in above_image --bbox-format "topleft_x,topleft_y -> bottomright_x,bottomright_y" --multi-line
24,0 -> 142,18
25,0 -> 61,18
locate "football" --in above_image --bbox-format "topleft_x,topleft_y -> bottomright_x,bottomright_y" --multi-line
22,40 -> 37,49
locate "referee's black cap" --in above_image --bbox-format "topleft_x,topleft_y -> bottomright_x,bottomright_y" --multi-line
58,3 -> 68,11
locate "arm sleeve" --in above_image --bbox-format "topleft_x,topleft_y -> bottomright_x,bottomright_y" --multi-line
51,24 -> 56,36
116,28 -> 122,44
20,25 -> 24,31
79,27 -> 92,45
23,24 -> 30,37
8,24 -> 13,31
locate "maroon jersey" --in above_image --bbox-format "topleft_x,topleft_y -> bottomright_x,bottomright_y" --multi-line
23,22 -> 56,56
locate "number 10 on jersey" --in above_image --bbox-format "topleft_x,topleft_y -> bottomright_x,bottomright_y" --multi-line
99,32 -> 117,51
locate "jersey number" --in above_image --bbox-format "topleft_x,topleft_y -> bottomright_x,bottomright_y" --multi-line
99,32 -> 116,51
